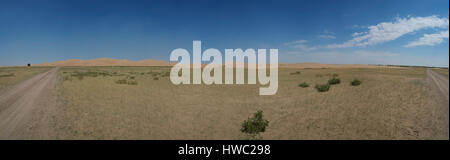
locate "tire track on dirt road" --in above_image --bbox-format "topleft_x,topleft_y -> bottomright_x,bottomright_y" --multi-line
426,69 -> 449,139
427,69 -> 449,101
0,68 -> 59,139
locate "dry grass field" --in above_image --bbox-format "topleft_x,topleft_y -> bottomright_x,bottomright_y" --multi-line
38,66 -> 447,140
0,67 -> 51,90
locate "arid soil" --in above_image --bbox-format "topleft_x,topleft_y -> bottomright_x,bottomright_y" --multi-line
0,66 -> 448,139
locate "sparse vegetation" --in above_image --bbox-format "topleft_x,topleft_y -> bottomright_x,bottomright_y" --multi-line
127,81 -> 138,85
161,71 -> 170,77
69,71 -> 120,80
115,77 -> 137,85
115,79 -> 127,84
0,73 -> 15,77
351,79 -> 361,86
50,66 -> 443,140
241,110 -> 269,140
315,84 -> 330,92
298,82 -> 309,88
290,71 -> 301,75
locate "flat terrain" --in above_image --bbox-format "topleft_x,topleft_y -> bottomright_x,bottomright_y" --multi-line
0,66 -> 448,139
0,68 -> 58,139
0,67 -> 51,90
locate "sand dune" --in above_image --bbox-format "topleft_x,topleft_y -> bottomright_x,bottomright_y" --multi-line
35,58 -> 173,67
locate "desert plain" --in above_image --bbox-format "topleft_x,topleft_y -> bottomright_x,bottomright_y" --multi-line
0,58 -> 448,140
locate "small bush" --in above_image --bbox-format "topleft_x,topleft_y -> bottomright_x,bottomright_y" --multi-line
298,82 -> 309,88
241,110 -> 269,139
315,84 -> 330,92
153,77 -> 159,80
328,77 -> 340,85
351,79 -> 361,86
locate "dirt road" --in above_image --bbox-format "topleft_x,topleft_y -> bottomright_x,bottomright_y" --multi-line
427,69 -> 449,100
0,68 -> 59,139
426,69 -> 449,139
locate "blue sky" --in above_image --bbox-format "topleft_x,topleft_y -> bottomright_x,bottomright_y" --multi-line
0,0 -> 448,67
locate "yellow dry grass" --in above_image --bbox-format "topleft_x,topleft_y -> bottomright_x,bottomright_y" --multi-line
48,66 -> 447,139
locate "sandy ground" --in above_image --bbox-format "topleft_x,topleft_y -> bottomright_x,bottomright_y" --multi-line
0,68 -> 59,139
426,69 -> 449,139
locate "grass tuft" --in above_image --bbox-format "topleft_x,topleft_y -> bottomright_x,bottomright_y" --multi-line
298,82 -> 309,88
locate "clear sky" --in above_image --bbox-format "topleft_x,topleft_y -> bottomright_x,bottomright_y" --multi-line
0,0 -> 449,67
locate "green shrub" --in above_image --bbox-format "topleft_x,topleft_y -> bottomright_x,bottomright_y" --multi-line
241,110 -> 269,139
351,79 -> 361,86
153,77 -> 159,80
328,77 -> 340,85
298,82 -> 309,88
315,84 -> 330,92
